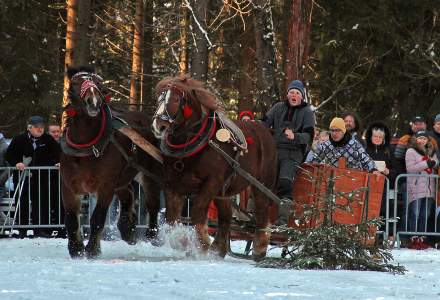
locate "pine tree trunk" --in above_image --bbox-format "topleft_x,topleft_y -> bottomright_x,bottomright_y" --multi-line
142,0 -> 153,110
284,0 -> 313,86
189,0 -> 209,81
252,0 -> 279,111
129,0 -> 144,111
62,0 -> 79,129
238,28 -> 255,113
179,6 -> 189,74
75,0 -> 91,66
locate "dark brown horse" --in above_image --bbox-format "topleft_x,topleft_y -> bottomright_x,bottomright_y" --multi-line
60,67 -> 161,258
151,75 -> 277,260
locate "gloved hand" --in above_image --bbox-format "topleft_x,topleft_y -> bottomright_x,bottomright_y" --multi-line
426,159 -> 436,168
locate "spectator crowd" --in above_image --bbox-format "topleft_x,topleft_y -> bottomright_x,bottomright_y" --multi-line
1,87 -> 440,250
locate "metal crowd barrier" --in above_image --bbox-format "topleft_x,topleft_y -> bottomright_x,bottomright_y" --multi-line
2,166 -> 439,247
0,166 -> 157,237
393,173 -> 440,248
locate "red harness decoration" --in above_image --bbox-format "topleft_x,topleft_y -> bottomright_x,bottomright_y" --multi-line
65,107 -> 77,117
245,136 -> 254,145
65,107 -> 107,149
165,113 -> 217,158
182,104 -> 193,119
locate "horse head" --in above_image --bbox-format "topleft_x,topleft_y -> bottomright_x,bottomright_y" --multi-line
152,75 -> 219,139
66,66 -> 109,118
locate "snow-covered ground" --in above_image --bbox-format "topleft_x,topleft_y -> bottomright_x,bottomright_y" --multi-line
0,232 -> 439,300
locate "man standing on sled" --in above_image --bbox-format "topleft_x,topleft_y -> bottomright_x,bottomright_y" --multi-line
262,80 -> 315,204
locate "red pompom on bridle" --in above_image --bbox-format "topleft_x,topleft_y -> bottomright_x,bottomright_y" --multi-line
183,104 -> 193,119
105,94 -> 111,103
65,107 -> 77,117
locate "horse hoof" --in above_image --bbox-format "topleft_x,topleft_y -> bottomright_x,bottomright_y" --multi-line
85,245 -> 101,259
68,241 -> 85,259
120,227 -> 137,245
252,251 -> 267,262
209,241 -> 227,258
118,215 -> 137,244
145,228 -> 158,241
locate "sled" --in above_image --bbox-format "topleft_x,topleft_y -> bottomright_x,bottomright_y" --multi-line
207,158 -> 385,257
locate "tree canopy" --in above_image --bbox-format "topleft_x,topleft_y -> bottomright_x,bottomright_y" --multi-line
0,0 -> 438,136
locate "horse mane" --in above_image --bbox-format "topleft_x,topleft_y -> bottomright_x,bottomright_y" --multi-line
155,74 -> 221,111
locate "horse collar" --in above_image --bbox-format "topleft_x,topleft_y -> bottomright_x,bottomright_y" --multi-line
61,104 -> 113,158
160,111 -> 217,158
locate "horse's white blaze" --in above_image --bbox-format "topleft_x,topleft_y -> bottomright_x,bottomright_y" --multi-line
90,87 -> 98,107
156,99 -> 166,116
164,89 -> 171,104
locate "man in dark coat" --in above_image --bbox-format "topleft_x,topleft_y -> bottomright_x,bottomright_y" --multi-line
262,80 -> 315,201
5,116 -> 61,237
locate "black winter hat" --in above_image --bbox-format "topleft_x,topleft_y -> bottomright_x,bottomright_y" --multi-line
27,115 -> 45,126
287,80 -> 305,99
414,130 -> 429,138
411,116 -> 426,123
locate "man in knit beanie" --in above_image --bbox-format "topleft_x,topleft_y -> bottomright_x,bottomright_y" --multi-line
262,79 -> 316,205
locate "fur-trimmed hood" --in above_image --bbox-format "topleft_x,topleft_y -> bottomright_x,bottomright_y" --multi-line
365,121 -> 391,149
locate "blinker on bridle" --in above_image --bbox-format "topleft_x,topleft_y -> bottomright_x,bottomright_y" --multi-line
155,85 -> 193,124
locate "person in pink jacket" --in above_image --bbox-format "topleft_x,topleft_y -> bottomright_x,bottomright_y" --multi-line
405,130 -> 439,248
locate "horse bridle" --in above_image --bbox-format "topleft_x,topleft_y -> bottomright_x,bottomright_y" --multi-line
64,72 -> 108,116
154,84 -> 187,124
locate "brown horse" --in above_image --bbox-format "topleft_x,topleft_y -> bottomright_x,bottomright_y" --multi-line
60,67 -> 161,258
151,75 -> 277,260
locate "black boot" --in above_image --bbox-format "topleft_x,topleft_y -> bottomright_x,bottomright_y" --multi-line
276,178 -> 293,225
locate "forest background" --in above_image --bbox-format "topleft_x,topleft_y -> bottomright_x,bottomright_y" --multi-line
0,0 -> 438,136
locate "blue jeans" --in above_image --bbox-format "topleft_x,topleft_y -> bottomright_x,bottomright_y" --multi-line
408,197 -> 435,232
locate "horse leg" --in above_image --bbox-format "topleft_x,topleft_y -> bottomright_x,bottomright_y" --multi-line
116,185 -> 137,245
190,186 -> 221,253
85,190 -> 113,258
142,177 -> 161,241
62,184 -> 84,258
252,188 -> 271,261
165,189 -> 185,224
210,197 -> 232,258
